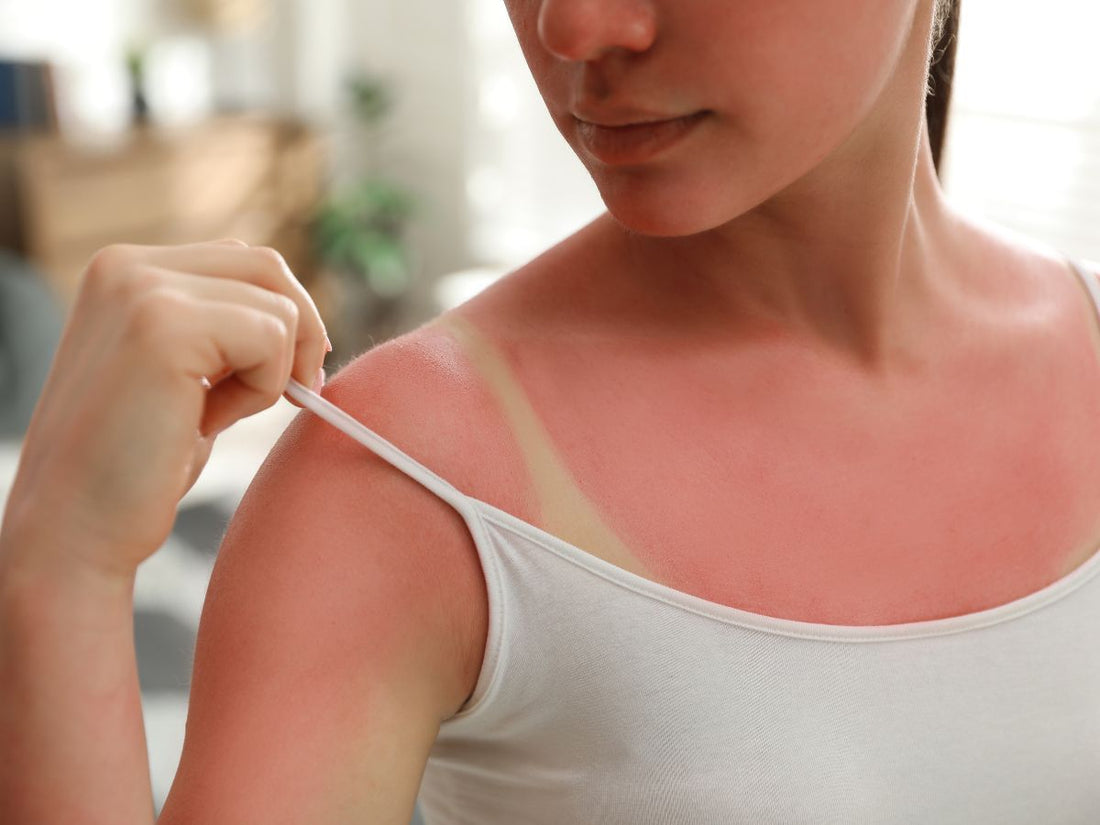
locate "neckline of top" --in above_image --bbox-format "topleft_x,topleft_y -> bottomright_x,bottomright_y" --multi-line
469,495 -> 1100,643
455,257 -> 1100,643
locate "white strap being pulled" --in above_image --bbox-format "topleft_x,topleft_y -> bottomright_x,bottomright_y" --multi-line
283,377 -> 474,516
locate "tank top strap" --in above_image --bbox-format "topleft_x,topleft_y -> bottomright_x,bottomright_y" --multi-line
1069,257 -> 1100,317
286,377 -> 475,517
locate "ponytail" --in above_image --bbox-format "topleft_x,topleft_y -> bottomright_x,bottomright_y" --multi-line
926,0 -> 961,178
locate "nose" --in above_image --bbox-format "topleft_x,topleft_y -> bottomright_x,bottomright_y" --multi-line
537,0 -> 658,62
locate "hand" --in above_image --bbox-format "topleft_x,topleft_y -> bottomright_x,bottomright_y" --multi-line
1,240 -> 330,579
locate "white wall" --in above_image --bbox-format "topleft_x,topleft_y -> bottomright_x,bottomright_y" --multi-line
344,0 -> 477,293
466,0 -> 603,270
269,0 -> 348,121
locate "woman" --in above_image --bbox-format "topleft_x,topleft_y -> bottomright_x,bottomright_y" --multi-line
4,0 -> 1100,822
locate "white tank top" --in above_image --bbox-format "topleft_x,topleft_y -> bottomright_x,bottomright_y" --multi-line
290,258 -> 1100,824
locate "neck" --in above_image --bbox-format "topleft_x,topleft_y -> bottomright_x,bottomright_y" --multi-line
608,15 -> 965,377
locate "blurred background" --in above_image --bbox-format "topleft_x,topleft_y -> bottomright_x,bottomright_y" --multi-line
0,0 -> 1097,820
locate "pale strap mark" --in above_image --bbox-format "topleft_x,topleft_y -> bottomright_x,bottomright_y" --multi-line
435,313 -> 655,580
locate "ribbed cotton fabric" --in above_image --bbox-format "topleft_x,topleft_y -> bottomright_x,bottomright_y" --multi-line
291,258 -> 1100,825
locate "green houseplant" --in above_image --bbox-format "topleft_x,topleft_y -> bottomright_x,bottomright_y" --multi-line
309,73 -> 416,355
124,43 -> 150,126
310,177 -> 414,300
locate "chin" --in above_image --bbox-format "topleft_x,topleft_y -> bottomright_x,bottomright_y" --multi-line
605,206 -> 706,238
597,177 -> 743,238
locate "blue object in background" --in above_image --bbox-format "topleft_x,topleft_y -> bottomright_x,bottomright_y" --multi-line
0,59 -> 56,133
0,251 -> 62,439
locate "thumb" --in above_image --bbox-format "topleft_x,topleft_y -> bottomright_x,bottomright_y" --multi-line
182,430 -> 219,499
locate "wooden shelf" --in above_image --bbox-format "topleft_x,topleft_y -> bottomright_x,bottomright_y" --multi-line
5,113 -> 326,308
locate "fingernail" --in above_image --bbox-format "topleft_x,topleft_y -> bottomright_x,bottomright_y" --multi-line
323,334 -> 333,354
312,367 -> 326,394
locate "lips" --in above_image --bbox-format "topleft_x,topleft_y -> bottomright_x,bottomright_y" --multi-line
573,110 -> 711,166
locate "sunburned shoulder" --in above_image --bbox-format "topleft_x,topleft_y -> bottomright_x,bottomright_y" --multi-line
209,321 -> 536,723
319,321 -> 537,510
156,323 -> 544,822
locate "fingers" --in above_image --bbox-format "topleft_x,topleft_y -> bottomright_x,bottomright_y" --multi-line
141,265 -> 301,386
117,241 -> 329,396
171,297 -> 296,437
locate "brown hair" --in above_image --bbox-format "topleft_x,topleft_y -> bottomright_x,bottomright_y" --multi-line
927,0 -> 961,178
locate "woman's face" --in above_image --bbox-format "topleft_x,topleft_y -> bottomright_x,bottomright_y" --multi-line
502,0 -> 929,237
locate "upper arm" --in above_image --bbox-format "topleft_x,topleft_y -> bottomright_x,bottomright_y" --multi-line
157,332 -> 494,824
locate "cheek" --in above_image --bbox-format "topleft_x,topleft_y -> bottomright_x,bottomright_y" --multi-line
622,7 -> 913,223
692,2 -> 909,139
501,1 -> 569,115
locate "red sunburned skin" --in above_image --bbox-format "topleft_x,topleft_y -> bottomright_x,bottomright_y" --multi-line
575,111 -> 711,166
440,238 -> 1100,628
495,330 -> 1100,627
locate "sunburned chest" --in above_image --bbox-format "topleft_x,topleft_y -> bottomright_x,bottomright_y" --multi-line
494,333 -> 1100,626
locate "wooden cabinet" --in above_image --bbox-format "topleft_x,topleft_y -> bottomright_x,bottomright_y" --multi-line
4,114 -> 325,308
